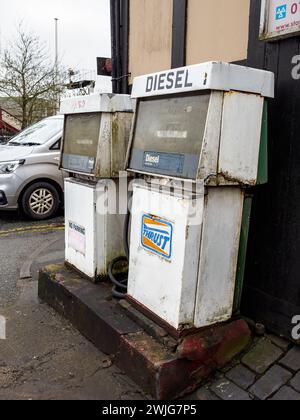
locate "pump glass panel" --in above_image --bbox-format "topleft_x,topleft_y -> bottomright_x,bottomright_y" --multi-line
129,93 -> 210,179
62,113 -> 101,174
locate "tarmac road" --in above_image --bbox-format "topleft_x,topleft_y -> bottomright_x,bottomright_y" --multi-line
0,210 -> 65,308
0,210 -> 145,400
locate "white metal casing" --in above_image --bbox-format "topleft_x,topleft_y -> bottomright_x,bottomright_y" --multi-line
194,188 -> 245,327
127,90 -> 266,186
65,178 -> 125,281
131,62 -> 274,99
197,90 -> 265,185
128,181 -> 245,330
60,94 -> 134,178
217,91 -> 265,186
60,94 -> 133,115
127,62 -> 273,186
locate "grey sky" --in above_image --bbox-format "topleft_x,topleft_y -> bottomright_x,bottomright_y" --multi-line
1,0 -> 111,77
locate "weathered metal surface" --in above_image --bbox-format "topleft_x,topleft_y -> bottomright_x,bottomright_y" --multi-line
65,179 -> 96,280
95,111 -> 133,178
64,178 -> 126,282
218,91 -> 265,186
60,94 -> 133,179
194,188 -> 245,328
127,181 -> 204,330
198,91 -> 224,180
233,195 -> 253,314
128,181 -> 246,331
60,93 -> 133,115
257,102 -> 269,185
127,73 -> 272,186
131,62 -> 274,99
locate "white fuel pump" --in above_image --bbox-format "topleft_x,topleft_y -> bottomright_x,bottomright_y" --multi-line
125,62 -> 274,332
60,94 -> 134,282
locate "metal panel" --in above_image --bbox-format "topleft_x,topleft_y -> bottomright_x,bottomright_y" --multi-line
65,179 -> 96,279
257,102 -> 269,185
233,195 -> 253,314
198,91 -> 224,180
98,112 -> 134,177
95,113 -> 112,178
60,94 -> 133,115
127,93 -> 211,180
194,188 -> 245,328
111,112 -> 133,176
65,178 -> 126,281
61,105 -> 133,178
95,179 -> 126,278
128,181 -> 204,330
131,62 -> 275,99
218,92 -> 264,185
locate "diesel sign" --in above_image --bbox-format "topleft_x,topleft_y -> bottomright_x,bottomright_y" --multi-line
146,70 -> 193,93
131,62 -> 275,99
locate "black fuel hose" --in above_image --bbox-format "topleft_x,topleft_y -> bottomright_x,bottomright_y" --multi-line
108,210 -> 131,299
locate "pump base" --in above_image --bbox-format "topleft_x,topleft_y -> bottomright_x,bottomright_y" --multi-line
38,264 -> 251,400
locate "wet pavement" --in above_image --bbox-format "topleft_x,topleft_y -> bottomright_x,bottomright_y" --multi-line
0,211 -> 299,400
0,211 -> 145,400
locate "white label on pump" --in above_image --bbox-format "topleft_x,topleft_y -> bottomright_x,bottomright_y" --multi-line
156,130 -> 188,139
69,222 -> 86,256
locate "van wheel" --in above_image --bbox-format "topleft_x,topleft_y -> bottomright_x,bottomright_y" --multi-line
21,182 -> 60,220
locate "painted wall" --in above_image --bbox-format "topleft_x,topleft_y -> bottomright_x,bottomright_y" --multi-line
128,0 -> 173,83
128,0 -> 250,81
186,0 -> 250,65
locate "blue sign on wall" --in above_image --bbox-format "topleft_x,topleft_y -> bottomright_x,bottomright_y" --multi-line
276,5 -> 287,20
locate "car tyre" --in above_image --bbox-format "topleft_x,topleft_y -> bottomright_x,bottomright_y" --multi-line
21,182 -> 60,220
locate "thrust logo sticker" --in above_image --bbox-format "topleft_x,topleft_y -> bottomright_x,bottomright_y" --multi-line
141,215 -> 173,260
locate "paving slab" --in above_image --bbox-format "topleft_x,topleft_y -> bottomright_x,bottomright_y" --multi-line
249,365 -> 293,400
290,371 -> 300,392
270,386 -> 300,401
226,365 -> 256,390
279,347 -> 300,372
267,334 -> 291,351
210,379 -> 252,401
195,387 -> 220,401
242,339 -> 283,374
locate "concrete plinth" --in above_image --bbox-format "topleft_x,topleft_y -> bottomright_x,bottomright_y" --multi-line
38,264 -> 251,400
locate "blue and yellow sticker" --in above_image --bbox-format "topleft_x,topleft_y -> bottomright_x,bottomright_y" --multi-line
141,214 -> 173,260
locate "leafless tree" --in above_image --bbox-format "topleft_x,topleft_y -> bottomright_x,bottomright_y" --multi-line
0,24 -> 65,129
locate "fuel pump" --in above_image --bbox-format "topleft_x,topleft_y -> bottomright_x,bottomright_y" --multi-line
60,94 -> 134,282
125,62 -> 274,333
